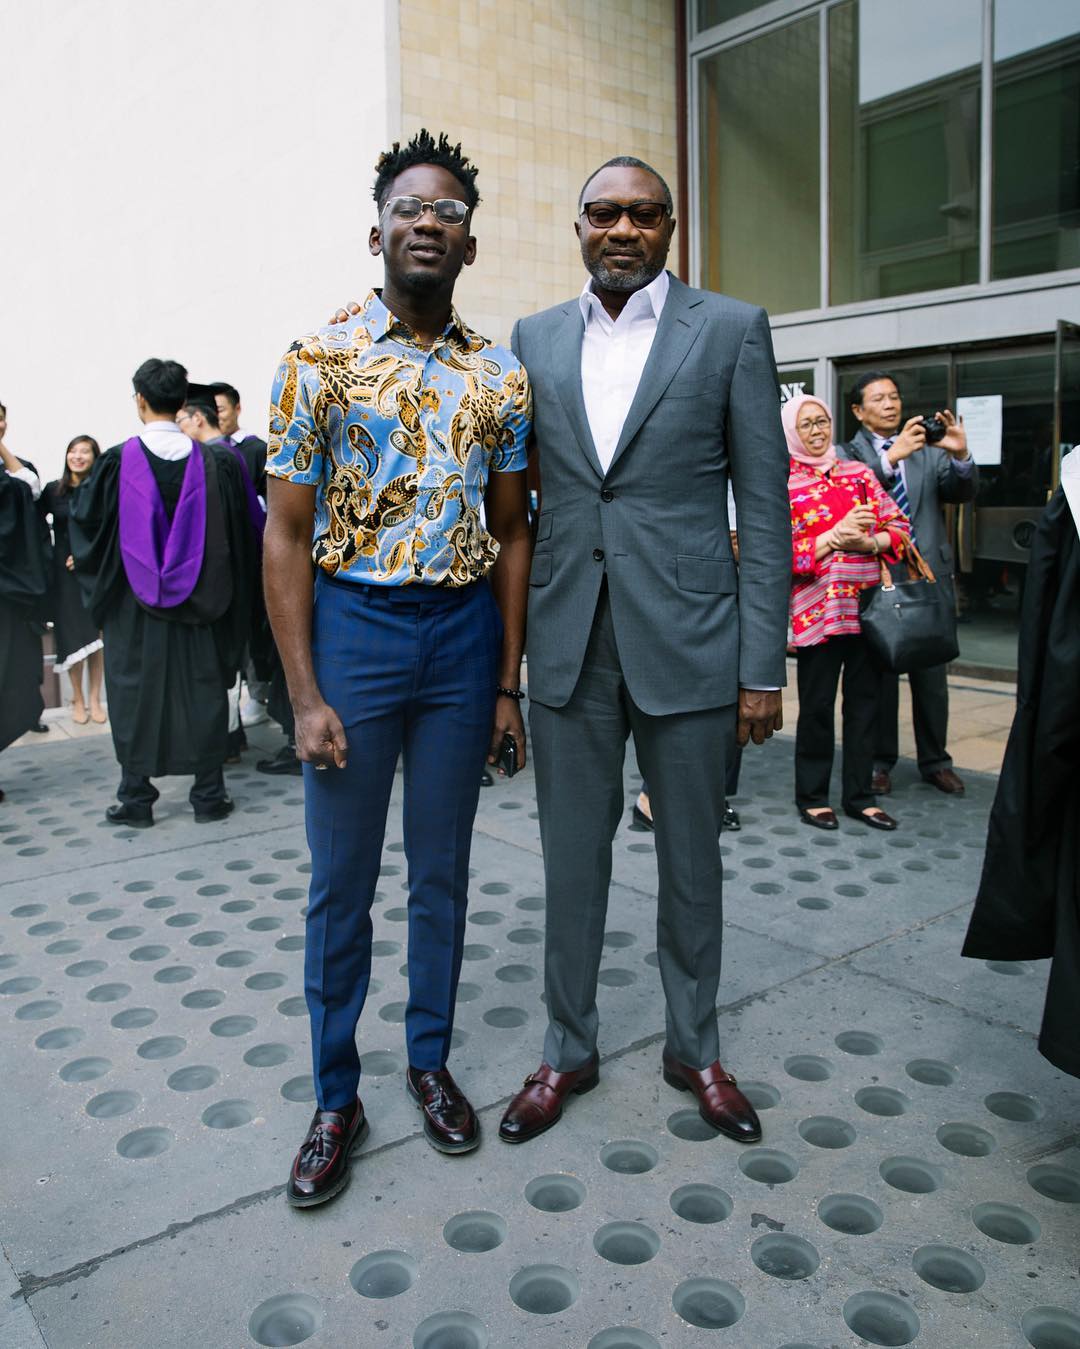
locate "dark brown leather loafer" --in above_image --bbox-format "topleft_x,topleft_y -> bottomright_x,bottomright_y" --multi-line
498,1057 -> 600,1144
662,1051 -> 762,1143
924,768 -> 965,795
286,1097 -> 367,1208
406,1067 -> 479,1154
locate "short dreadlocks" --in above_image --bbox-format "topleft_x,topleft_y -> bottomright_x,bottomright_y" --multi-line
373,129 -> 481,213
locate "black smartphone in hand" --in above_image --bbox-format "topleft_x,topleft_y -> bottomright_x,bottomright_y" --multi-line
497,733 -> 519,778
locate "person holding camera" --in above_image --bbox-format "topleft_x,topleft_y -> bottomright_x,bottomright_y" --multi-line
841,371 -> 977,796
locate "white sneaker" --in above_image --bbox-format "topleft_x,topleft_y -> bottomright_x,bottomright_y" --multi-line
240,697 -> 269,726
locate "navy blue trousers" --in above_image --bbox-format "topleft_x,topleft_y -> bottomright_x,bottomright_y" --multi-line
303,575 -> 501,1110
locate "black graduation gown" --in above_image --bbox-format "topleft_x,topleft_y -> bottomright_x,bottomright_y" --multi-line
42,482 -> 101,665
0,470 -> 50,750
962,486 -> 1080,1078
69,442 -> 257,778
212,434 -> 274,681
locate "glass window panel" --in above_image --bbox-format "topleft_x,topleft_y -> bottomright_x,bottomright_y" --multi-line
699,16 -> 820,316
697,0 -> 775,31
829,0 -> 981,303
779,366 -> 816,404
991,0 -> 1080,280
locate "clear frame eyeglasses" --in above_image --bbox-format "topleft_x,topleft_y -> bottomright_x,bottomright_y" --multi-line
382,196 -> 469,226
796,416 -> 832,434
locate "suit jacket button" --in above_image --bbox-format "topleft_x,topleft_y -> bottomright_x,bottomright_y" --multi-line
593,548 -> 605,561
600,488 -> 614,502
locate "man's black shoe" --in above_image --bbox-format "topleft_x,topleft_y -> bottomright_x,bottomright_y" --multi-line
406,1067 -> 480,1153
480,769 -> 493,787
722,806 -> 741,831
286,1098 -> 367,1208
105,803 -> 154,829
194,795 -> 235,824
30,721 -> 49,734
256,745 -> 302,776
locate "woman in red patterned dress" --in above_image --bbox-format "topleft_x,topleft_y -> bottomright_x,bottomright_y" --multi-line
785,394 -> 910,831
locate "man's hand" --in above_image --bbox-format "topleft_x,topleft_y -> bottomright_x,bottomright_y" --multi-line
935,408 -> 969,459
737,689 -> 783,747
887,416 -> 927,465
294,699 -> 348,769
65,554 -> 75,571
488,695 -> 527,773
328,300 -> 363,326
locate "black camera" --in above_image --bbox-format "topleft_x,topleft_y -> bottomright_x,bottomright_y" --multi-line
919,415 -> 947,444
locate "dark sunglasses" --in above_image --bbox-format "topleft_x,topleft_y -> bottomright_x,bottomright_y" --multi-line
581,199 -> 670,230
383,196 -> 469,226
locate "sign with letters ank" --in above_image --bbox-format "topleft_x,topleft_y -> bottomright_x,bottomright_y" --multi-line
956,394 -> 1003,466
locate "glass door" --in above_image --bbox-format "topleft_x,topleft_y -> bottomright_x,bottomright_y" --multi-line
1052,320 -> 1080,488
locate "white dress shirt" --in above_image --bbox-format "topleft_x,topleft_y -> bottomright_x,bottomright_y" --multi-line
579,269 -> 669,474
139,419 -> 194,461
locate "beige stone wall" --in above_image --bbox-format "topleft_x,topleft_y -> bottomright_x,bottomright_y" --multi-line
397,0 -> 680,345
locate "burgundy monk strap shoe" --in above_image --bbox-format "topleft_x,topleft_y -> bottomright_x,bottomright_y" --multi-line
406,1067 -> 480,1154
924,768 -> 965,795
286,1097 -> 367,1208
662,1051 -> 762,1143
498,1057 -> 600,1144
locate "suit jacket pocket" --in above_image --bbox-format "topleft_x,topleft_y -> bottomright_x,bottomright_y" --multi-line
536,512 -> 553,542
676,554 -> 737,594
530,553 -> 553,587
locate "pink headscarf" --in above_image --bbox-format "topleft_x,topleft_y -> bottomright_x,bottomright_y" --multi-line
782,393 -> 837,472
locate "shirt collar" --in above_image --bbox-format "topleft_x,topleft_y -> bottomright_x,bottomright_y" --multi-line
578,268 -> 670,326
362,289 -> 469,348
143,420 -> 185,435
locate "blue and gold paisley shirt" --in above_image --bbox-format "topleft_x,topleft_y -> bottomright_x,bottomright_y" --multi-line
266,290 -> 531,586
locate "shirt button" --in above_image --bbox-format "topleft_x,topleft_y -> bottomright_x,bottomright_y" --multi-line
600,489 -> 614,502
593,548 -> 605,561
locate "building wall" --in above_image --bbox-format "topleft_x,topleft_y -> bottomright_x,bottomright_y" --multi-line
396,0 -> 681,344
0,0 -> 397,482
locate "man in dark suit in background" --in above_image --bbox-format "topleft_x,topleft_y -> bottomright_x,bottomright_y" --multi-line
841,370 -> 977,796
498,157 -> 790,1149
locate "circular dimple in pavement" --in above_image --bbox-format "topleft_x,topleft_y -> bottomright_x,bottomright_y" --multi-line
281,1076 -> 316,1103
246,972 -> 287,991
879,1155 -> 944,1194
181,989 -> 225,1009
798,1115 -> 856,1149
525,1173 -> 586,1212
817,1192 -> 883,1235
412,1311 -> 488,1349
65,960 -> 106,978
86,1090 -> 139,1119
855,1086 -> 910,1116
751,1233 -> 820,1280
667,1108 -> 717,1142
601,1140 -> 659,1174
1021,1306 -> 1080,1349
202,1099 -> 255,1129
670,1183 -> 732,1224
443,1210 -> 507,1253
1027,1163 -> 1080,1204
210,1015 -> 256,1038
15,999 -> 61,1020
835,1030 -> 884,1055
348,1250 -> 418,1298
87,983 -> 131,1003
843,1291 -> 919,1346
277,996 -> 307,1017
361,1050 -> 401,1077
111,1007 -> 156,1029
248,1292 -> 323,1347
587,1332 -> 659,1349
593,1221 -> 660,1265
739,1148 -> 799,1185
985,1090 -> 1044,1123
116,1126 -> 172,1160
784,1054 -> 833,1081
509,1264 -> 580,1315
59,1056 -> 111,1082
912,1244 -> 985,1293
482,1006 -> 528,1028
168,1066 -> 220,1092
0,976 -> 40,994
672,1278 -> 744,1330
937,1121 -> 997,1157
137,1036 -> 186,1060
972,1201 -> 1041,1244
740,1081 -> 780,1110
906,1057 -> 958,1086
36,1027 -> 83,1051
245,1043 -> 292,1068
495,964 -> 535,983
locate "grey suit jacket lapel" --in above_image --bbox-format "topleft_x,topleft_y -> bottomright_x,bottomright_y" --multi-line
549,303 -> 603,480
605,277 -> 706,476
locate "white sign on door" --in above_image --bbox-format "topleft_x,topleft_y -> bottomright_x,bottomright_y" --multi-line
956,394 -> 1003,466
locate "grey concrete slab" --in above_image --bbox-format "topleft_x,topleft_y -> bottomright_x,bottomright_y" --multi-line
3,726 -> 1078,1349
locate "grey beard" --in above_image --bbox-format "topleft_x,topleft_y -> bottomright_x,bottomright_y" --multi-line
587,255 -> 665,292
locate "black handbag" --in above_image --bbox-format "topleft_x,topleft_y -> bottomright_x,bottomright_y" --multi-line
858,540 -> 959,673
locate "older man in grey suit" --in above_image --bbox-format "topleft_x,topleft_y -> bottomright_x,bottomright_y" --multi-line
840,371 -> 977,796
498,157 -> 791,1147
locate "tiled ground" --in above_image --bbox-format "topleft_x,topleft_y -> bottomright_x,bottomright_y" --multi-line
1,719 -> 1077,1349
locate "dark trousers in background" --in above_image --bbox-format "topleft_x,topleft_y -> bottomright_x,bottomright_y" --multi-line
794,634 -> 879,815
118,765 -> 227,813
875,663 -> 951,777
303,575 -> 501,1111
531,584 -> 733,1074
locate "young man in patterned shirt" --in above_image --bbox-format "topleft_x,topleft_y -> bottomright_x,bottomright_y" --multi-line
264,131 -> 532,1208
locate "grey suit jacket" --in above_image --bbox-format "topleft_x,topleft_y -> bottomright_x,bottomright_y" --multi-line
839,426 -> 978,572
511,273 -> 791,716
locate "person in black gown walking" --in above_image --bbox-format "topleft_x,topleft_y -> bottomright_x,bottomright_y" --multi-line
44,436 -> 106,724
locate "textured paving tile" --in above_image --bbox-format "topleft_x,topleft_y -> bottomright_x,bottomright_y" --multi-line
3,726 -> 1078,1349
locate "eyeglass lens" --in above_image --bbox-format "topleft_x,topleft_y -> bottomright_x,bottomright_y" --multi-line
387,196 -> 468,224
584,200 -> 667,229
797,417 -> 831,432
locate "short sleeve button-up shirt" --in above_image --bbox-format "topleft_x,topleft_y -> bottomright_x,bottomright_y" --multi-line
266,290 -> 531,587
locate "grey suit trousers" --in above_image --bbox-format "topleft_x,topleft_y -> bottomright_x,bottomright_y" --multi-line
530,584 -> 733,1072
